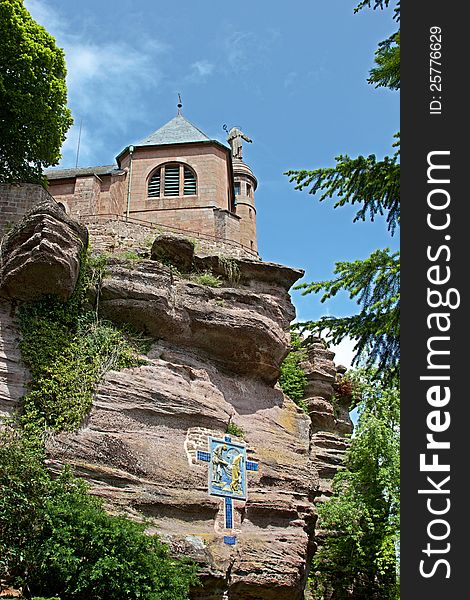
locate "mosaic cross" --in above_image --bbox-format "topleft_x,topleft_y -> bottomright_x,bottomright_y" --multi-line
197,435 -> 259,545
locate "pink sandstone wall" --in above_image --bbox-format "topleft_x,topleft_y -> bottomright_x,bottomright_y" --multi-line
99,174 -> 128,215
235,178 -> 258,253
45,141 -> 257,255
124,143 -> 232,214
0,183 -> 52,237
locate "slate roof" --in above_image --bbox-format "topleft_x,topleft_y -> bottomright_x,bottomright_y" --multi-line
136,115 -> 211,147
45,165 -> 124,180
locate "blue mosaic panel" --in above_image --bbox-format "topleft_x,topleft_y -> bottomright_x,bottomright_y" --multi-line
246,461 -> 259,472
197,450 -> 211,462
208,437 -> 247,500
225,497 -> 233,529
223,535 -> 237,545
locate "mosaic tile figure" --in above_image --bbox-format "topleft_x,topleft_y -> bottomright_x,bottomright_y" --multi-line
208,437 -> 247,500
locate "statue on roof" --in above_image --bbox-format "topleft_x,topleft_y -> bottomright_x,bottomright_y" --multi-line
225,126 -> 252,160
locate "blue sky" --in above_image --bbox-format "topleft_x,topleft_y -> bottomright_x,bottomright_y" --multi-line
25,0 -> 399,365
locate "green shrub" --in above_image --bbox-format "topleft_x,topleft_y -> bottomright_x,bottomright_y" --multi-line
0,428 -> 50,588
192,271 -> 222,288
87,253 -> 109,282
310,371 -> 400,599
226,422 -> 245,439
0,428 -> 198,599
278,332 -> 308,411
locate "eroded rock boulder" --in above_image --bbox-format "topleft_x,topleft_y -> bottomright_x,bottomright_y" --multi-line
301,337 -> 353,563
0,195 -> 88,301
151,234 -> 196,271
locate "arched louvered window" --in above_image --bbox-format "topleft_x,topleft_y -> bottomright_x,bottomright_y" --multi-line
148,163 -> 197,198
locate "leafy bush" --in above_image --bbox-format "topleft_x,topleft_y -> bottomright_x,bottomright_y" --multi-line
0,428 -> 198,599
278,332 -> 308,410
226,422 -> 245,439
18,253 -> 146,431
310,370 -> 400,600
0,0 -> 73,183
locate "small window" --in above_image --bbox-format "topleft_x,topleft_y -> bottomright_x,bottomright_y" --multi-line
234,182 -> 241,196
148,170 -> 161,197
164,165 -> 180,196
184,167 -> 196,195
246,183 -> 252,197
249,208 -> 252,219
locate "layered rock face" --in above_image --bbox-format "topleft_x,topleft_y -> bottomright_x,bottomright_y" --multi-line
0,195 -> 88,302
302,340 -> 353,560
0,203 -> 352,599
47,254 -> 319,599
0,301 -> 28,419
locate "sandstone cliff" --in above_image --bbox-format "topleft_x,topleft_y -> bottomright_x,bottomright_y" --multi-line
0,191 -> 351,600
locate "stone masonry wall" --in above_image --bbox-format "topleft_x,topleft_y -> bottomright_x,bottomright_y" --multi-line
82,216 -> 259,259
126,144 -> 232,214
0,183 -> 52,237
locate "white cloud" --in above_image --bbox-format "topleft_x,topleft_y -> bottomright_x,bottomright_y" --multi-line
190,60 -> 214,80
224,27 -> 280,75
329,336 -> 356,370
24,0 -> 170,167
225,31 -> 254,72
64,41 -> 164,126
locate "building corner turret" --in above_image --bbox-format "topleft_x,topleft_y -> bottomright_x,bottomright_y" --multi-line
232,158 -> 258,255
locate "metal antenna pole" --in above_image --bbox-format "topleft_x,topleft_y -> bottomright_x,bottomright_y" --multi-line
75,118 -> 83,168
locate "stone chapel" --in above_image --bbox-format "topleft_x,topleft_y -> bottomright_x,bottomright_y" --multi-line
45,110 -> 259,257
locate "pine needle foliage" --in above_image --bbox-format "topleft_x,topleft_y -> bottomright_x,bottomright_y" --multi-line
295,249 -> 400,377
369,31 -> 400,91
286,136 -> 400,235
286,1 -> 400,377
